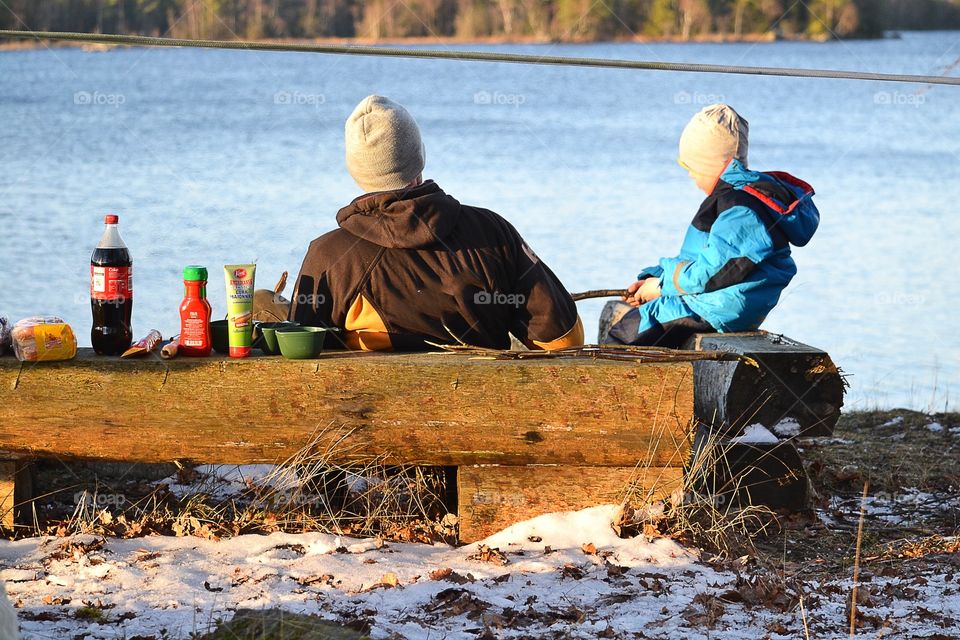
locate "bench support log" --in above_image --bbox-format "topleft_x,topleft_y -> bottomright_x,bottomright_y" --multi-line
690,427 -> 809,512
457,465 -> 683,542
689,332 -> 844,437
599,301 -> 844,437
0,459 -> 32,530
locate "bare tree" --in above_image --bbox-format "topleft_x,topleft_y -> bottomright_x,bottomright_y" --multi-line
679,0 -> 710,39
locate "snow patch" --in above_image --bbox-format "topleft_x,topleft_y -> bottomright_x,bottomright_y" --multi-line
732,424 -> 779,444
159,464 -> 284,500
771,417 -> 802,438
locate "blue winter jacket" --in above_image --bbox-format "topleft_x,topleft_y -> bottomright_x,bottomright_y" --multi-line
637,160 -> 819,333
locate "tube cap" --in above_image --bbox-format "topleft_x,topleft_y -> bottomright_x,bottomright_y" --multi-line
183,265 -> 208,281
104,214 -> 119,224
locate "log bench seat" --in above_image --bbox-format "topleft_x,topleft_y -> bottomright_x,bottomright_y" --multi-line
0,331 -> 844,542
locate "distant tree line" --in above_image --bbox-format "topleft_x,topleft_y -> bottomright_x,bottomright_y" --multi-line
2,0 -> 960,41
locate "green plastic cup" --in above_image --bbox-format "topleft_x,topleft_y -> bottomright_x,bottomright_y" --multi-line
276,326 -> 336,359
258,321 -> 298,355
210,319 -> 230,355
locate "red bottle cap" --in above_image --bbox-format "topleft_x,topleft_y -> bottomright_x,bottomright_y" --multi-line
104,214 -> 119,224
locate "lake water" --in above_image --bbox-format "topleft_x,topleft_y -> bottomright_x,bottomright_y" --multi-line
1,32 -> 958,411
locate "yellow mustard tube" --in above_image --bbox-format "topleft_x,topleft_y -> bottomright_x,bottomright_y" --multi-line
223,264 -> 256,358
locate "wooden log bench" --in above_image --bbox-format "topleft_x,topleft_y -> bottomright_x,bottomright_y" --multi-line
0,333 -> 844,542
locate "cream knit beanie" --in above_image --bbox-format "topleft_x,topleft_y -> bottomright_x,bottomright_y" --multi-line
678,104 -> 749,178
345,95 -> 425,193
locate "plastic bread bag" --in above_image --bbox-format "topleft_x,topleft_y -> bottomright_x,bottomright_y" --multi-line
11,315 -> 78,362
0,317 -> 10,356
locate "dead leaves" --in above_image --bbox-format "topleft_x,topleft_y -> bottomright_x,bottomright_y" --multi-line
467,544 -> 508,566
295,573 -> 336,587
428,588 -> 491,620
682,592 -> 726,628
50,536 -> 106,562
613,502 -> 669,540
171,515 -> 219,540
429,567 -> 475,584
723,574 -> 801,612
561,563 -> 584,580
378,572 -> 400,588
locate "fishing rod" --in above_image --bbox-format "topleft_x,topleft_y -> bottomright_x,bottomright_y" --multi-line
2,30 -> 960,86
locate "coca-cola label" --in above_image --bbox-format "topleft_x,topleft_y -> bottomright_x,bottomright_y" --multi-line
91,265 -> 133,300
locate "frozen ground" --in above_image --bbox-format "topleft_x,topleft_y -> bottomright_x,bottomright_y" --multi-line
2,502 -> 959,639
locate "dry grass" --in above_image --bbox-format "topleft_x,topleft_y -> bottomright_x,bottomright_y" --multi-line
614,416 -> 777,559
18,424 -> 455,544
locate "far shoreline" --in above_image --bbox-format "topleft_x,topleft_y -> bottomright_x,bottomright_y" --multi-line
0,30 -> 910,52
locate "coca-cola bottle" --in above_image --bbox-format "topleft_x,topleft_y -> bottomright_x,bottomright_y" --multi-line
90,214 -> 133,355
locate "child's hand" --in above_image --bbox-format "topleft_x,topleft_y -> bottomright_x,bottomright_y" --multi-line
624,280 -> 644,307
637,277 -> 662,303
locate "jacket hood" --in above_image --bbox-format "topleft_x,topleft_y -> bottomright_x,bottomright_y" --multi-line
719,160 -> 819,247
336,181 -> 461,249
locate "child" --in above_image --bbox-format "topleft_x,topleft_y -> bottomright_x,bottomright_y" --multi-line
606,104 -> 819,348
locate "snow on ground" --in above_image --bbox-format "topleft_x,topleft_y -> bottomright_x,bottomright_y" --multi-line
829,489 -> 960,528
162,464 -> 285,500
2,505 -> 959,640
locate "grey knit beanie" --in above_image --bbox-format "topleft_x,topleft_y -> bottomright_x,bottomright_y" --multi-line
345,95 -> 425,193
678,104 -> 749,178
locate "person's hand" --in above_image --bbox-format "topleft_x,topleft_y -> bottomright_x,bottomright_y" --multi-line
637,277 -> 661,303
623,280 -> 644,307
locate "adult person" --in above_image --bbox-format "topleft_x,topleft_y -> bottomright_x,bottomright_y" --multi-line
289,95 -> 583,351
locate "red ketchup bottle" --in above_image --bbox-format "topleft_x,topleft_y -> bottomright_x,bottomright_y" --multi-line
178,266 -> 212,357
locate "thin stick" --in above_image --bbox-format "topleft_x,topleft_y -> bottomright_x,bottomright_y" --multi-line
800,593 -> 811,640
571,289 -> 629,302
849,480 -> 870,638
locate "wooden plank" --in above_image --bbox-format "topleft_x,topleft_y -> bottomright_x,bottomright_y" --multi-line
0,350 -> 694,467
689,332 -> 844,437
457,464 -> 683,542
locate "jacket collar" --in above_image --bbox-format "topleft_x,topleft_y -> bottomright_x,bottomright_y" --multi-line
336,180 -> 462,250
